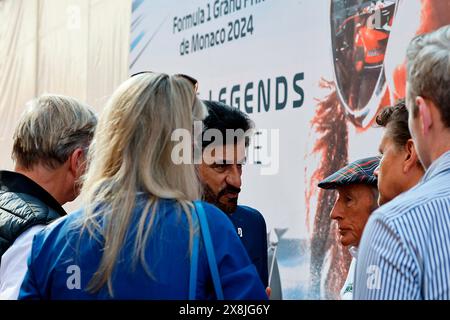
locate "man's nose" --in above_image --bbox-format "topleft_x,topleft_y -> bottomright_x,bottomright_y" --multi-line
226,165 -> 242,189
330,202 -> 343,220
374,165 -> 380,177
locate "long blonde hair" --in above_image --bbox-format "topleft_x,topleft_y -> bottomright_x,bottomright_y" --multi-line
78,72 -> 205,296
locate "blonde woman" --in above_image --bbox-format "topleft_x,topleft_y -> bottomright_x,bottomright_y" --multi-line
17,73 -> 267,300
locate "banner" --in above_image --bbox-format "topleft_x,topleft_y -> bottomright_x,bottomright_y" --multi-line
130,0 -> 450,299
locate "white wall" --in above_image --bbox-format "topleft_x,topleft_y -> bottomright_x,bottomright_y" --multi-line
0,0 -> 131,211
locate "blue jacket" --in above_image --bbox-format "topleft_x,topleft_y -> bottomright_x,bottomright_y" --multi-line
228,206 -> 268,287
18,199 -> 267,300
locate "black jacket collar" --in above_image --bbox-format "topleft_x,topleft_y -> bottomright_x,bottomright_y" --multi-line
0,170 -> 67,217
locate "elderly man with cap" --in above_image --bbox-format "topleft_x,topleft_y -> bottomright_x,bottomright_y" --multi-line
318,156 -> 380,300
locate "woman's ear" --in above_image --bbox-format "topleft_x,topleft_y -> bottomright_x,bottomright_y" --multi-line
403,139 -> 419,173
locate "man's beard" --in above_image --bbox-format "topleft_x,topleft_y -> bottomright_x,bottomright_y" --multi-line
202,184 -> 241,214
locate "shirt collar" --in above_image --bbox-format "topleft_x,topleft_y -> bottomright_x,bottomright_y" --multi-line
348,246 -> 358,258
422,150 -> 450,183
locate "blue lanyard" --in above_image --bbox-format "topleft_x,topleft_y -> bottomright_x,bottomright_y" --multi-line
189,202 -> 224,300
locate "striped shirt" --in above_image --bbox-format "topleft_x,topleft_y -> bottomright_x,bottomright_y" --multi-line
354,150 -> 450,299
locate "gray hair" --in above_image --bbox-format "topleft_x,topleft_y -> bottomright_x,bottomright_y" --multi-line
12,94 -> 97,169
406,25 -> 450,127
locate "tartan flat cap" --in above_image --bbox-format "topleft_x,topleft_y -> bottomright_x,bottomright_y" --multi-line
318,156 -> 380,189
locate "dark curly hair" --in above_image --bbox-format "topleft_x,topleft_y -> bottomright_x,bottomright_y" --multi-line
375,99 -> 411,148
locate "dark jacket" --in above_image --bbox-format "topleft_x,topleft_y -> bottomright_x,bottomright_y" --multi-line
0,171 -> 67,261
228,205 -> 269,288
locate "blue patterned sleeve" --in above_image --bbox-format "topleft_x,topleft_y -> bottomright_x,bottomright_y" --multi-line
354,213 -> 420,300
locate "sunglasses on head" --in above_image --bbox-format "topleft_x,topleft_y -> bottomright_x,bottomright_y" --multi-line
130,71 -> 198,92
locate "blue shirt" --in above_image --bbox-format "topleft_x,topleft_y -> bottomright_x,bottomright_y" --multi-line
18,199 -> 267,300
354,151 -> 450,299
228,206 -> 268,287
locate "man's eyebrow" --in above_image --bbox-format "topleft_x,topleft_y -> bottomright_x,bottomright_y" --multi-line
343,189 -> 354,198
211,159 -> 231,165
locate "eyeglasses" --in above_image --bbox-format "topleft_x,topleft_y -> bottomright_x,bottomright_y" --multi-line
130,71 -> 198,92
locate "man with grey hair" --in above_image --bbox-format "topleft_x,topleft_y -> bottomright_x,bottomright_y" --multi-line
318,156 -> 379,300
355,25 -> 450,299
0,94 -> 96,299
